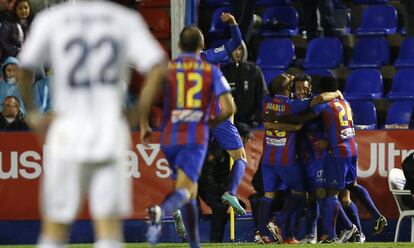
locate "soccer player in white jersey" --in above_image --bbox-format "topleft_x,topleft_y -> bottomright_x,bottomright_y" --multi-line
17,1 -> 166,248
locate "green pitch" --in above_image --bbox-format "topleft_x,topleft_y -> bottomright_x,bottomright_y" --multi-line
1,243 -> 414,248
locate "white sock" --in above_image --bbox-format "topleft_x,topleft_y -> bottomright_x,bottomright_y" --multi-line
36,235 -> 64,248
94,239 -> 123,248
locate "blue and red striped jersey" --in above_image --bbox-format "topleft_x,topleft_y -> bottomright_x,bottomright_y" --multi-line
262,95 -> 309,166
303,116 -> 327,160
312,98 -> 358,157
161,53 -> 230,146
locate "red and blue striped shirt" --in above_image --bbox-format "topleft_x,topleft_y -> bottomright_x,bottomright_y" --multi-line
312,98 -> 358,157
262,95 -> 309,166
161,53 -> 230,146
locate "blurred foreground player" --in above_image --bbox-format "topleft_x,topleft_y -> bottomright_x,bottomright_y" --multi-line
18,1 -> 165,248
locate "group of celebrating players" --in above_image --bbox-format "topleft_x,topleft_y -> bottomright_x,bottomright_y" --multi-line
255,73 -> 387,244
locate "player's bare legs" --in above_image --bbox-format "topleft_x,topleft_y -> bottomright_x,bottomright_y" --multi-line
37,219 -> 69,248
222,147 -> 247,215
94,218 -> 123,248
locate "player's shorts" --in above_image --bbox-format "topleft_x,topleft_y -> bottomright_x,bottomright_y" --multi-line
212,120 -> 243,151
162,144 -> 208,183
262,163 -> 306,192
322,154 -> 357,190
41,150 -> 131,224
305,156 -> 325,192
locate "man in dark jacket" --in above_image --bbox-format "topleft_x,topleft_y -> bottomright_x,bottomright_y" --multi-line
0,95 -> 28,130
221,43 -> 266,127
198,122 -> 251,242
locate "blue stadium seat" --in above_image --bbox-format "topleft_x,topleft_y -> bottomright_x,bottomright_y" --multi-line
256,0 -> 291,6
349,100 -> 377,130
260,6 -> 299,37
344,69 -> 383,100
256,38 -> 295,69
209,7 -> 234,37
261,68 -> 284,86
387,69 -> 414,100
303,38 -> 343,69
353,0 -> 388,4
384,100 -> 414,129
348,37 -> 389,69
395,37 -> 414,69
356,5 -> 397,36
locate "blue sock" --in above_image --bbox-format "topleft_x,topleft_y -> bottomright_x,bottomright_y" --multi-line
321,196 -> 339,240
344,202 -> 362,232
337,203 -> 353,230
228,159 -> 246,195
161,188 -> 188,216
258,196 -> 273,235
278,194 -> 305,238
318,198 -> 327,235
350,184 -> 381,219
306,201 -> 319,237
180,199 -> 200,248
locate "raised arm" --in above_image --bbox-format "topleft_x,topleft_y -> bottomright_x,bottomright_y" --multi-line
221,13 -> 242,53
310,90 -> 343,107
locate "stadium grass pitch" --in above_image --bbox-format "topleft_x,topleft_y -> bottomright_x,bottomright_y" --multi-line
2,243 -> 414,248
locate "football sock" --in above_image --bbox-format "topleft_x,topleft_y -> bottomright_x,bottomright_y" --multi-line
344,201 -> 362,232
350,184 -> 381,219
318,198 -> 327,235
337,202 -> 353,230
37,235 -> 64,248
305,200 -> 319,236
161,188 -> 189,216
228,159 -> 247,196
258,196 -> 273,235
279,194 -> 305,238
180,199 -> 200,248
94,239 -> 122,248
321,196 -> 340,239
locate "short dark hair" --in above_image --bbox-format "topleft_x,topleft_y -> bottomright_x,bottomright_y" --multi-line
318,76 -> 338,93
3,95 -> 20,107
179,26 -> 202,52
269,74 -> 290,96
292,73 -> 311,85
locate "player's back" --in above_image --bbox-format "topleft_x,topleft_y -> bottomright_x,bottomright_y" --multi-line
161,54 -> 220,146
19,1 -> 164,161
321,98 -> 357,157
42,2 -> 138,118
262,95 -> 308,166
